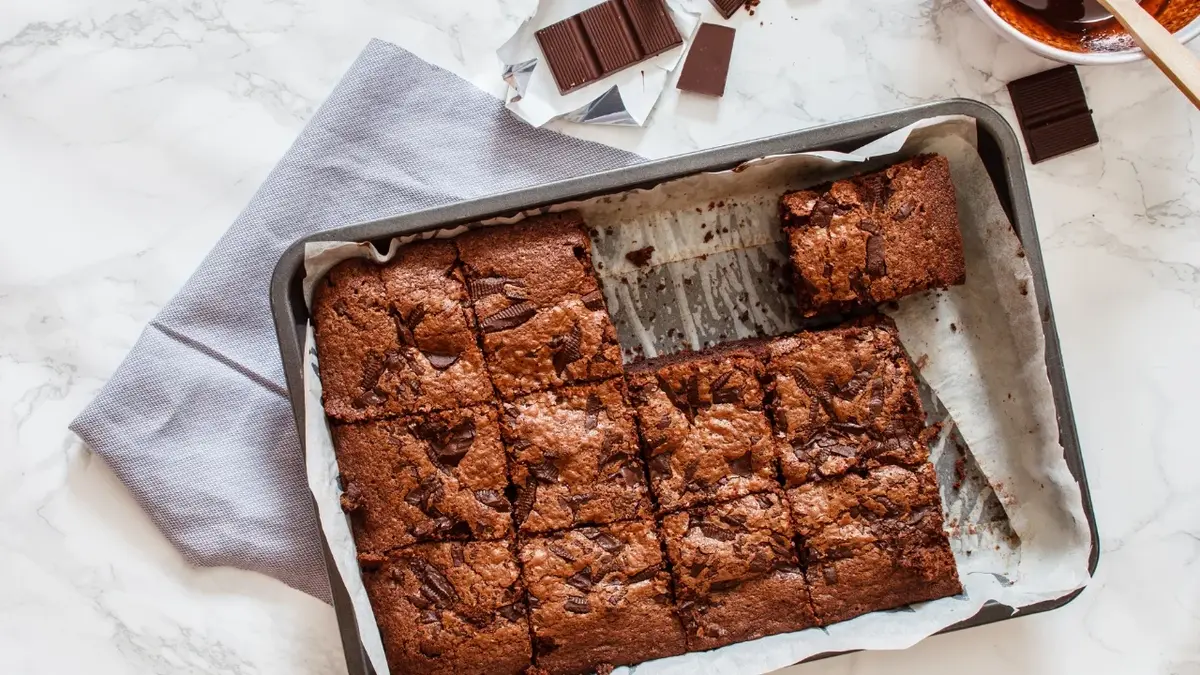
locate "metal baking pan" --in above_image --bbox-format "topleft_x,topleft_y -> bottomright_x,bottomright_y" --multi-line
269,98 -> 1100,675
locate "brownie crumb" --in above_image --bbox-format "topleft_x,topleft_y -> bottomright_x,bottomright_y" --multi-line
626,246 -> 656,268
953,456 -> 966,491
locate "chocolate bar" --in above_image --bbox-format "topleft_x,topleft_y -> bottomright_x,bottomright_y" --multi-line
709,0 -> 745,18
677,23 -> 736,97
536,0 -> 684,94
1007,65 -> 1099,164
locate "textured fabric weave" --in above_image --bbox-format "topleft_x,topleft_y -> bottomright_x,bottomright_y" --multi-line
70,39 -> 640,601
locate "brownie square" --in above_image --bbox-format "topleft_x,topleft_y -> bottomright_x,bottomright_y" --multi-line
786,464 -> 961,624
661,492 -> 817,651
312,243 -> 493,422
779,154 -> 965,317
363,541 -> 532,675
626,341 -> 783,513
502,379 -> 652,534
456,212 -> 623,398
765,320 -> 929,486
333,405 -> 513,554
520,520 -> 687,674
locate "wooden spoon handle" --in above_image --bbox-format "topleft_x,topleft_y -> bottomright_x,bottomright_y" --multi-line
1096,0 -> 1200,108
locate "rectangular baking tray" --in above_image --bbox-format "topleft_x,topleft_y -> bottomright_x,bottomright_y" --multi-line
269,98 -> 1100,675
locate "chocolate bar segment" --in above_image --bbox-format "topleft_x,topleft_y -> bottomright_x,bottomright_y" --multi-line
1007,65 -> 1098,164
709,0 -> 744,19
677,23 -> 736,97
537,0 -> 684,95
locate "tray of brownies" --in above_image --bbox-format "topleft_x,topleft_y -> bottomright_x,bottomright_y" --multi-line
270,100 -> 1098,675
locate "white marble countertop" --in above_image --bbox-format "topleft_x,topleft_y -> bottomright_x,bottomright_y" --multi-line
2,0 -> 1198,673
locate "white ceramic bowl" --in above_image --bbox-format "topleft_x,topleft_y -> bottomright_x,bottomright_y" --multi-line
963,0 -> 1200,64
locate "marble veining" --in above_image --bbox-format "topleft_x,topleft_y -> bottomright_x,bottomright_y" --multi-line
1,0 -> 1198,673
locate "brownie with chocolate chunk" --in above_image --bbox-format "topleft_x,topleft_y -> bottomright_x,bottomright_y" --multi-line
333,405 -> 513,553
502,379 -> 651,534
661,492 -> 817,651
765,320 -> 929,486
363,541 -> 532,675
313,242 -> 493,422
787,464 -> 961,624
780,154 -> 965,318
626,341 -> 783,513
519,520 -> 686,674
456,212 -> 623,399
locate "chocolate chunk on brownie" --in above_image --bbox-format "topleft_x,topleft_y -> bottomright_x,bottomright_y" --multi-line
502,379 -> 651,534
780,154 -> 965,317
788,464 -> 961,624
765,320 -> 929,486
520,520 -> 686,674
626,341 -> 783,513
363,541 -> 532,675
333,405 -> 513,552
456,212 -> 623,398
661,492 -> 817,651
312,243 -> 493,421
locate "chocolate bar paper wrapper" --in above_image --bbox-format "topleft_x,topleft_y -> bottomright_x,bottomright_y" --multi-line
498,0 -> 699,127
301,115 -> 1092,675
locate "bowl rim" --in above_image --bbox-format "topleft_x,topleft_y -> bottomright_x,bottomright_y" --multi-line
963,0 -> 1200,64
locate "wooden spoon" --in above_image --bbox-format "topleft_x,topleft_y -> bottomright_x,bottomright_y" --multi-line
1012,0 -> 1200,108
1093,0 -> 1200,108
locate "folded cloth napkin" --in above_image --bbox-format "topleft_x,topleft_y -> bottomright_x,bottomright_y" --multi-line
70,39 -> 640,601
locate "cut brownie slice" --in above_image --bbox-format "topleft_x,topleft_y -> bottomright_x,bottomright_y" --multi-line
765,320 -> 929,486
502,379 -> 651,534
786,464 -> 961,624
626,341 -> 783,513
779,154 -> 965,317
363,541 -> 532,675
456,212 -> 623,398
313,243 -> 493,422
333,405 -> 513,553
661,492 -> 817,651
520,520 -> 686,674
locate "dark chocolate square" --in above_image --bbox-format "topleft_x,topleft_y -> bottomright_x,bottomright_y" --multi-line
1007,65 -> 1098,164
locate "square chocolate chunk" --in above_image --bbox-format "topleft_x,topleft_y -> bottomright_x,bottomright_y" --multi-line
661,492 -> 817,651
502,379 -> 651,534
765,319 -> 929,486
364,541 -> 532,675
626,340 -> 783,513
456,212 -> 623,399
520,520 -> 687,673
333,405 -> 513,553
313,243 -> 493,422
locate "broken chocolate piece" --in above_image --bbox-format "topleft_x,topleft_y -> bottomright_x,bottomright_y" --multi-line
480,301 -> 538,332
677,23 -> 736,98
1007,65 -> 1098,164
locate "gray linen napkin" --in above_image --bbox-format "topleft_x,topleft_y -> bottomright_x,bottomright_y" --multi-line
70,39 -> 640,601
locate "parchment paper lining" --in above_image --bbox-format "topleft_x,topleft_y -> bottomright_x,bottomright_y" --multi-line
301,115 -> 1091,675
